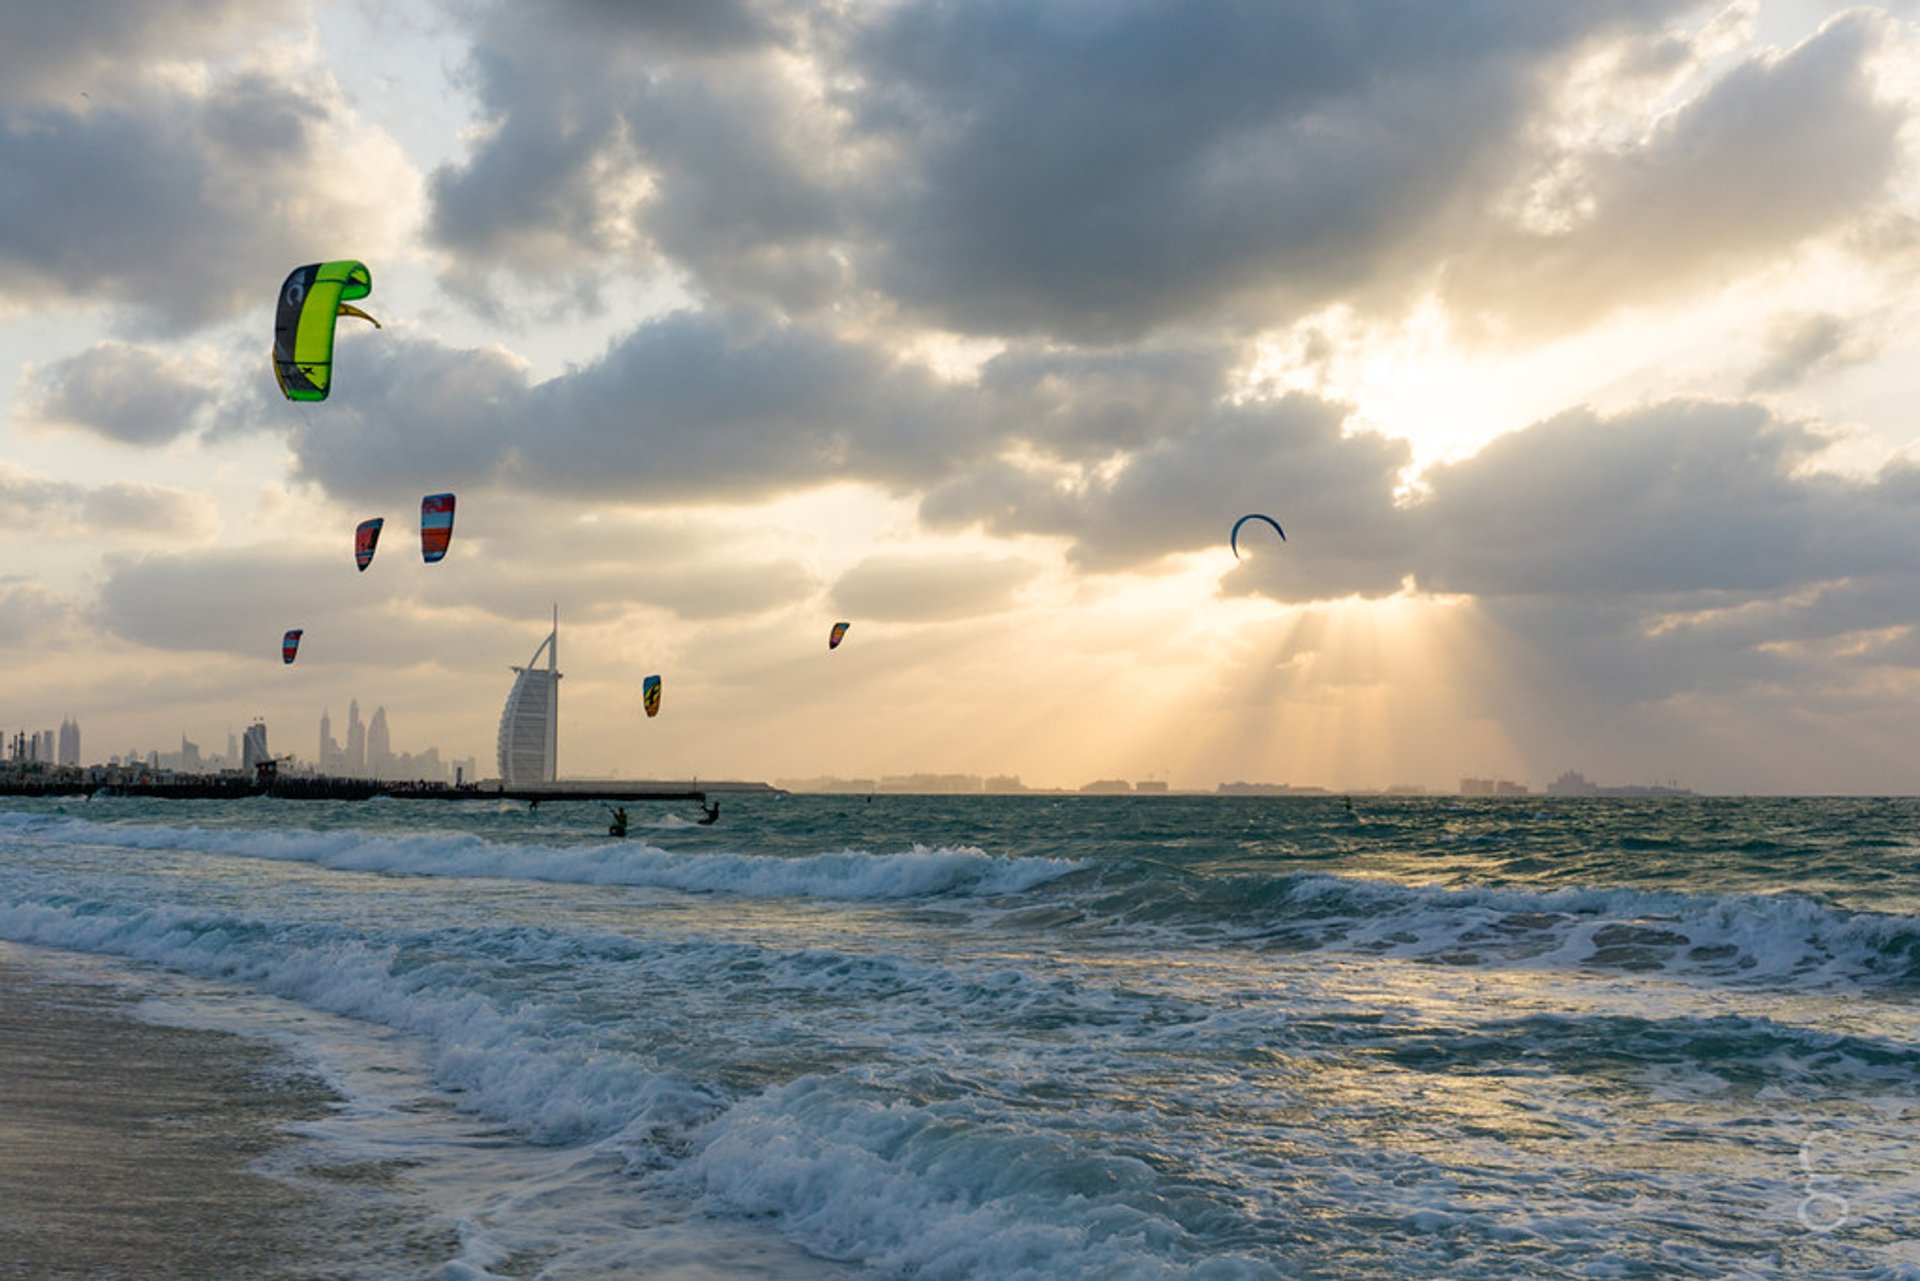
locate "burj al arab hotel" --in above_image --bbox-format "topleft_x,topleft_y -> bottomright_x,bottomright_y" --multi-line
497,608 -> 561,786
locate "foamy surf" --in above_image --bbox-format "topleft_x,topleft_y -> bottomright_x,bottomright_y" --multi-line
0,813 -> 1082,901
1,794 -> 1914,1277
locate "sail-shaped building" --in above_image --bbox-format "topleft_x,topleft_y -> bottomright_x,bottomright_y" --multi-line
497,608 -> 561,786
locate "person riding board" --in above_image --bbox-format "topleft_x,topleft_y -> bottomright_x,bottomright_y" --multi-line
607,806 -> 628,838
698,801 -> 720,826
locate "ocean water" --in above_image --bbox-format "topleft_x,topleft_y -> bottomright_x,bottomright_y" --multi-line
0,793 -> 1915,1279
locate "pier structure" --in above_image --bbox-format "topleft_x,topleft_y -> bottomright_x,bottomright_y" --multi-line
1,764 -> 779,803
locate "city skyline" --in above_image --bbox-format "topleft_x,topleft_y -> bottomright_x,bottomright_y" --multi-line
2,704 -> 472,782
5,4 -> 1920,793
317,699 -> 470,783
5,713 -> 1701,796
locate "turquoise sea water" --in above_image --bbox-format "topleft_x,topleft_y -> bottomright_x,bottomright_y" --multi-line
1,794 -> 1915,1278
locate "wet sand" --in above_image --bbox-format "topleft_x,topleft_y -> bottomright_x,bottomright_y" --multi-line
0,959 -> 342,1280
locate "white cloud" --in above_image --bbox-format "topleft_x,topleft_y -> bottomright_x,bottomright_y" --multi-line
0,22 -> 419,329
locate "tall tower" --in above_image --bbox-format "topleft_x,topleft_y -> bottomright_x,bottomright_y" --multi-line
57,718 -> 80,767
242,721 -> 269,770
346,699 -> 366,776
496,607 -> 561,787
368,707 -> 392,780
319,708 -> 333,773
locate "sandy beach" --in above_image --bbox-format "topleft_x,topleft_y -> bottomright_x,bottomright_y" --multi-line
0,957 -> 348,1280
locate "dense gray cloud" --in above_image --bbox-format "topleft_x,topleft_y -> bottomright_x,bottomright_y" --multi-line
283,314 -> 1419,595
974,345 -> 1232,462
1408,401 -> 1919,599
926,389 -> 1413,592
272,287 -> 1920,687
560,0 -> 778,52
0,0 -> 272,102
1413,402 -> 1821,597
1445,13 -> 1903,331
424,1 -> 1915,356
923,387 -> 1920,710
434,0 -> 1920,346
429,36 -> 642,299
1402,400 -> 1920,713
0,56 -> 407,329
838,0 -> 1682,339
428,1 -> 849,313
22,341 -> 218,445
628,64 -> 853,315
284,311 -> 983,502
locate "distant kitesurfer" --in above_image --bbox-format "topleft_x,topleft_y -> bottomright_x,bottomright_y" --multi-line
698,801 -> 720,826
608,806 -> 629,838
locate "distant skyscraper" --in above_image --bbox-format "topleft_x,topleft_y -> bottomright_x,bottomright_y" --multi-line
367,707 -> 392,780
497,608 -> 561,787
346,699 -> 366,776
227,729 -> 239,767
37,729 -> 54,763
319,708 -> 334,772
57,718 -> 80,767
242,721 -> 269,770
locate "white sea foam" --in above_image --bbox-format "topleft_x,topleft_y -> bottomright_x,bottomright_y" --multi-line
676,1073 -> 1281,1280
0,889 -> 1273,1277
4,799 -> 1916,1278
1124,869 -> 1920,992
0,892 -> 686,1144
0,813 -> 1080,901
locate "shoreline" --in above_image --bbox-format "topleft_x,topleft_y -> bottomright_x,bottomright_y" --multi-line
0,955 -> 378,1279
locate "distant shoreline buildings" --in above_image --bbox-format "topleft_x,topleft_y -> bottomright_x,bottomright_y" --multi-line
1540,770 -> 1694,797
0,703 -> 1689,798
1463,770 -> 1693,797
0,702 -> 474,782
5,720 -> 81,767
316,701 -> 465,783
775,770 -> 1695,797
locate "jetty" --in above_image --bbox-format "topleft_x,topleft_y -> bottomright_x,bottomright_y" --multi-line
1,762 -> 781,803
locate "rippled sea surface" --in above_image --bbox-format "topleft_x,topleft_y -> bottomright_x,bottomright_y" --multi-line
2,793 -> 1916,1278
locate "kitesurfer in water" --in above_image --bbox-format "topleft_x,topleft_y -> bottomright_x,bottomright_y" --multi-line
607,806 -> 629,838
698,801 -> 720,826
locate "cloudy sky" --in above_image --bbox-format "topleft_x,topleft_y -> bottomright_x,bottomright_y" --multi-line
5,0 -> 1920,794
